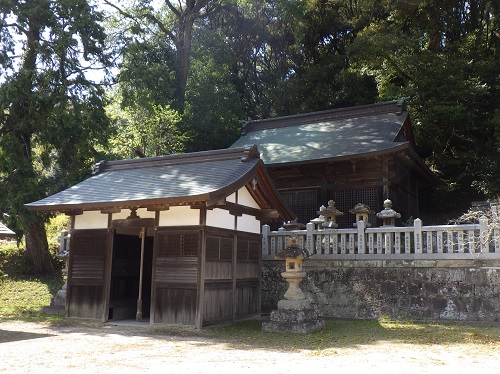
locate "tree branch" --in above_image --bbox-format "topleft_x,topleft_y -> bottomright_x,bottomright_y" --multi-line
104,0 -> 178,46
165,0 -> 182,18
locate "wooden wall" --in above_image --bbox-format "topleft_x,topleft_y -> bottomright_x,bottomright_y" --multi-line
66,229 -> 111,320
268,155 -> 421,227
67,215 -> 262,326
151,228 -> 200,325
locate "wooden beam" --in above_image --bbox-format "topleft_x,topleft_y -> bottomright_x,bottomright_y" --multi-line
100,207 -> 121,214
65,210 -> 83,216
146,205 -> 170,212
110,218 -> 155,229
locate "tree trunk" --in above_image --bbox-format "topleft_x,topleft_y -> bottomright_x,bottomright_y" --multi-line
173,14 -> 195,112
23,215 -> 53,274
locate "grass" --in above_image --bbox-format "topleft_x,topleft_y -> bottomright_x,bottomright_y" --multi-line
0,243 -> 64,322
190,318 -> 500,353
2,242 -> 500,353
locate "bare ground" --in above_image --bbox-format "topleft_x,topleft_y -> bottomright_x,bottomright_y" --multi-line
1,320 -> 500,373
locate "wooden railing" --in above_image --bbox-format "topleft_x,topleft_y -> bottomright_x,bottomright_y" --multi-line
262,217 -> 500,260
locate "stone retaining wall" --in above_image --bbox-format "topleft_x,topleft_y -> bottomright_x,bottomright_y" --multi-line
262,259 -> 500,322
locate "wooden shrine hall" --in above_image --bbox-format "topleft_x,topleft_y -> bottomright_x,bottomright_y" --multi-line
231,99 -> 440,227
26,146 -> 294,328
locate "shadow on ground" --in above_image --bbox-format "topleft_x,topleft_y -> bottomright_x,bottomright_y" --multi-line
0,329 -> 54,344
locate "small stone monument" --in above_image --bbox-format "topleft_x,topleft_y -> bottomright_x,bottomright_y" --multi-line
262,234 -> 325,334
350,203 -> 374,227
376,199 -> 401,226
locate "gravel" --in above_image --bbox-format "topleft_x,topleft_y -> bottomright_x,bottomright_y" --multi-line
2,320 -> 500,373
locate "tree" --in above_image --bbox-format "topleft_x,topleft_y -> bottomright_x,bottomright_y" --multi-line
107,98 -> 187,158
204,0 -> 378,119
0,0 -> 111,273
104,0 -> 221,111
349,0 -> 499,220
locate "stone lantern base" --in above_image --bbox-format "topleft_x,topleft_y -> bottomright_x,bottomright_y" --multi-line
262,299 -> 325,334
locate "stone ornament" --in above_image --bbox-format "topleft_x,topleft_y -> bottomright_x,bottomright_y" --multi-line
319,200 -> 343,229
350,203 -> 374,227
376,199 -> 401,226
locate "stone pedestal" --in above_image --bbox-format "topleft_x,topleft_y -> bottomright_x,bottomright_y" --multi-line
262,299 -> 325,334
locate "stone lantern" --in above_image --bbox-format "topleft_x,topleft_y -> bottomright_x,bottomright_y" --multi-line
310,205 -> 325,230
262,235 -> 325,333
275,236 -> 309,300
320,200 -> 343,229
349,203 -> 374,227
281,219 -> 306,231
376,199 -> 401,226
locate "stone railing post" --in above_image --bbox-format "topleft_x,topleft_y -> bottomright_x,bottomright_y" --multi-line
414,218 -> 423,254
262,224 -> 270,257
479,216 -> 489,253
356,219 -> 366,254
306,222 -> 314,255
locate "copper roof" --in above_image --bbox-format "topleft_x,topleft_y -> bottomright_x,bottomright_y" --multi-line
231,100 -> 413,165
25,145 -> 295,220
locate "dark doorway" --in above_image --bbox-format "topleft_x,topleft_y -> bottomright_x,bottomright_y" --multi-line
109,229 -> 153,321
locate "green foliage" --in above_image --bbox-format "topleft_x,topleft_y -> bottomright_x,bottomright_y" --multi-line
45,214 -> 70,256
0,0 -> 113,272
349,0 -> 500,217
118,37 -> 177,111
107,99 -> 188,158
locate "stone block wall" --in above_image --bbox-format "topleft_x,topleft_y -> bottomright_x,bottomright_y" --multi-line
262,259 -> 500,322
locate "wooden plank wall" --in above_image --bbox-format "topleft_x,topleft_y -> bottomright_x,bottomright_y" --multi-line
152,229 -> 199,325
235,235 -> 261,317
204,233 -> 234,324
67,230 -> 109,320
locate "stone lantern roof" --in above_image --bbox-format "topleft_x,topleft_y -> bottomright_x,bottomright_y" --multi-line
376,199 -> 401,226
275,236 -> 310,260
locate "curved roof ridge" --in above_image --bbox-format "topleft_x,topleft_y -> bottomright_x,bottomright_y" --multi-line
93,144 -> 260,175
242,99 -> 407,134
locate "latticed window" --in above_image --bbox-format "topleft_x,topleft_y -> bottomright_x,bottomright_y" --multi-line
206,236 -> 233,260
328,188 -> 380,228
157,232 -> 199,257
279,189 -> 318,225
237,238 -> 260,262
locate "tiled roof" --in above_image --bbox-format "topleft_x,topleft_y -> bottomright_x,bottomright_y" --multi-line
0,222 -> 15,238
230,100 -> 412,165
25,146 -> 293,219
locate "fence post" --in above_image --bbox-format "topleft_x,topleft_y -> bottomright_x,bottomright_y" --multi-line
414,218 -> 423,254
306,222 -> 314,255
479,216 -> 489,253
357,220 -> 366,254
262,224 -> 270,257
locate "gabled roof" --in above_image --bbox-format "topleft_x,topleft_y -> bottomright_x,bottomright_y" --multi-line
230,99 -> 415,165
25,146 -> 295,221
0,222 -> 15,238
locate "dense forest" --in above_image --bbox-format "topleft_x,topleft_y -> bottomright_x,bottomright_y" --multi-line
1,0 -> 499,272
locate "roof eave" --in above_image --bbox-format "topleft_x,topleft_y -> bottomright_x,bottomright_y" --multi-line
265,143 -> 412,168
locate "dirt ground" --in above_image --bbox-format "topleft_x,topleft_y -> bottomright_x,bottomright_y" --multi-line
1,320 -> 500,373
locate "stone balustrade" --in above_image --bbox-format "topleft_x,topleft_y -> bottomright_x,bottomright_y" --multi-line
262,216 -> 498,260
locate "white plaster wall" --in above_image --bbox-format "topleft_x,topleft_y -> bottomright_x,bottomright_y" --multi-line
159,206 -> 200,226
74,210 -> 108,229
206,208 -> 235,230
226,192 -> 236,203
112,208 -> 155,220
237,214 -> 261,234
238,186 -> 260,209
